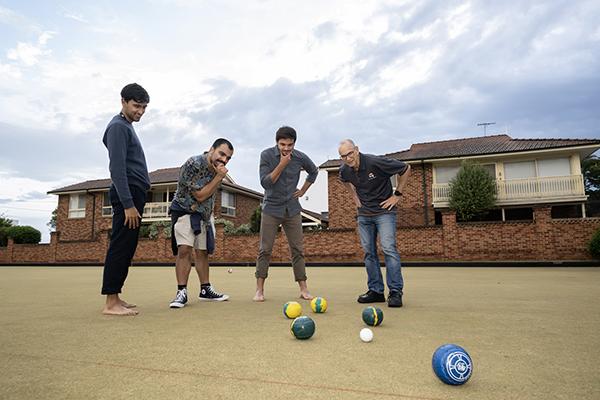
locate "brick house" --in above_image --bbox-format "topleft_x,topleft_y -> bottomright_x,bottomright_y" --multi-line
1,134 -> 599,265
46,168 -> 264,242
321,135 -> 600,230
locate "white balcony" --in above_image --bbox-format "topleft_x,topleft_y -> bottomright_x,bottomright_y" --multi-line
432,174 -> 586,207
142,202 -> 170,220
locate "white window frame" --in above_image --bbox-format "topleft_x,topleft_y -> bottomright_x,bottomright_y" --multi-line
102,192 -> 112,217
221,190 -> 236,216
68,194 -> 86,219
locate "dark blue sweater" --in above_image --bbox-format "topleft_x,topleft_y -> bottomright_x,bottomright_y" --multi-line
102,114 -> 151,209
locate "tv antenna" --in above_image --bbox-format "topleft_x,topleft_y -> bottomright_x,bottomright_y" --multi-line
477,122 -> 495,136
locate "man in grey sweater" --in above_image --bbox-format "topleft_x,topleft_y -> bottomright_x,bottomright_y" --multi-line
101,83 -> 151,316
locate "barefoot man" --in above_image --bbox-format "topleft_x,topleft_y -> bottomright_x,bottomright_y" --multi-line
254,126 -> 318,302
101,83 -> 151,316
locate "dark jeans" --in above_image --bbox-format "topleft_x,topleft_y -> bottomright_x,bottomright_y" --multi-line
357,212 -> 404,293
101,185 -> 146,295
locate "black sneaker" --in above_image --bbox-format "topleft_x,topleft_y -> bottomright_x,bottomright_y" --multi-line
199,285 -> 230,302
357,290 -> 386,303
388,291 -> 403,308
169,288 -> 188,308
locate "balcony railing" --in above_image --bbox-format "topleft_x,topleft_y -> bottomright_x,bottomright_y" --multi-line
433,174 -> 585,205
142,202 -> 169,220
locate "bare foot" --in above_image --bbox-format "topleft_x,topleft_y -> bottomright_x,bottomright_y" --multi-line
299,292 -> 313,300
120,300 -> 137,308
253,291 -> 265,302
102,304 -> 139,316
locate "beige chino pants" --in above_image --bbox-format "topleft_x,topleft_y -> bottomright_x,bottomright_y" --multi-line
255,211 -> 307,281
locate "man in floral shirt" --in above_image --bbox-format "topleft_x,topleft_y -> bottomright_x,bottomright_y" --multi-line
168,138 -> 234,308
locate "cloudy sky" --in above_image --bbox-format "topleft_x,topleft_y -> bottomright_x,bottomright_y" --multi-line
1,0 -> 599,242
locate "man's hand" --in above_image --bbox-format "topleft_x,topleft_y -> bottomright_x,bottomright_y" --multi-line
293,187 -> 306,198
380,195 -> 401,211
124,207 -> 141,229
354,197 -> 362,208
216,163 -> 229,178
279,152 -> 292,167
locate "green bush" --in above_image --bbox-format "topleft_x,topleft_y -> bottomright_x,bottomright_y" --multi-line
6,226 -> 42,244
215,219 -> 256,235
588,228 -> 600,259
250,206 -> 262,233
0,227 -> 8,247
449,161 -> 497,221
139,221 -> 172,239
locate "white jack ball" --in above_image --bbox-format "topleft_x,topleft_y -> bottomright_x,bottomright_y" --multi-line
360,328 -> 373,342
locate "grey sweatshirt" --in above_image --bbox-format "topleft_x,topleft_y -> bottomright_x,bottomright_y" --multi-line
102,114 -> 151,208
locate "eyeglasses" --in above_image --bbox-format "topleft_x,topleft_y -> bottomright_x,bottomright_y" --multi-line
340,150 -> 355,160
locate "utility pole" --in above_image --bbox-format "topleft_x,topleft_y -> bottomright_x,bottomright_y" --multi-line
477,122 -> 495,136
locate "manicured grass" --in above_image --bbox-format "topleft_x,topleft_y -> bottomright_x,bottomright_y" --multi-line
1,266 -> 599,400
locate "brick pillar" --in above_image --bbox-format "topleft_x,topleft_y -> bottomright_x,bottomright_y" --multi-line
441,211 -> 459,260
49,232 -> 57,263
533,205 -> 554,260
7,238 -> 14,263
213,224 -> 225,262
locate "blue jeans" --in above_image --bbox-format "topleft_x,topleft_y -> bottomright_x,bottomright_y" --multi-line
357,213 -> 404,293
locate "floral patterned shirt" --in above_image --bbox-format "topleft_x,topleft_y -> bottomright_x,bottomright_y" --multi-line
171,154 -> 215,219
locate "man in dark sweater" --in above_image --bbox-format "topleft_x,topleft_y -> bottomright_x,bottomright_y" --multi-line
101,83 -> 151,316
338,139 -> 411,308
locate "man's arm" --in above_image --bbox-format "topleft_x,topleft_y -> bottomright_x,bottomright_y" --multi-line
192,163 -> 228,203
293,153 -> 319,198
380,164 -> 411,210
106,125 -> 141,229
260,150 -> 291,190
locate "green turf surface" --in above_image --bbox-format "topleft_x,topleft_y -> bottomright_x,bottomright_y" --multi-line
1,266 -> 599,400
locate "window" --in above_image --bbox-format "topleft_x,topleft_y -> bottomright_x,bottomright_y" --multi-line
435,165 -> 460,184
505,158 -> 571,180
102,192 -> 112,217
537,158 -> 570,177
435,163 -> 495,184
504,161 -> 536,180
221,190 -> 236,216
68,194 -> 86,218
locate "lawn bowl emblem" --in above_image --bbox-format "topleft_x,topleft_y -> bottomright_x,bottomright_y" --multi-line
432,344 -> 473,385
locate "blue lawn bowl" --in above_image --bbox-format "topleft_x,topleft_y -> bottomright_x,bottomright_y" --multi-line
432,344 -> 473,385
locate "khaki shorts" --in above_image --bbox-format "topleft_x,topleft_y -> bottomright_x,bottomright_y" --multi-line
174,214 -> 215,250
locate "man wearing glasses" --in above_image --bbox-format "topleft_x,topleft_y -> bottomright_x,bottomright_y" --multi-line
338,139 -> 411,308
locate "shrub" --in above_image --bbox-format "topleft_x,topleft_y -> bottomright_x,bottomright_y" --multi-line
0,227 -> 8,247
249,206 -> 262,233
589,228 -> 600,259
6,226 -> 42,244
449,161 -> 496,221
139,221 -> 172,239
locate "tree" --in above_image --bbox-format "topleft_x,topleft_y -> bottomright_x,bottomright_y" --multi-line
582,155 -> 600,200
448,161 -> 497,221
6,226 -> 41,244
47,207 -> 58,231
249,206 -> 262,233
0,213 -> 14,246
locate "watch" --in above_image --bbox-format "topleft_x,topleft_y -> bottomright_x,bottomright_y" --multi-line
393,190 -> 402,197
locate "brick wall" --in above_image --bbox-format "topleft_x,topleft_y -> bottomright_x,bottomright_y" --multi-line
3,194 -> 599,264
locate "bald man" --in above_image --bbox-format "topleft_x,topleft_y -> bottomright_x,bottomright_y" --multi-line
338,139 -> 411,307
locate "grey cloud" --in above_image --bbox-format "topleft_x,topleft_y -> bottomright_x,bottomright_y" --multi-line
313,21 -> 337,41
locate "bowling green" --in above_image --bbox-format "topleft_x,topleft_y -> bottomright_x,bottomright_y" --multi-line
1,266 -> 599,400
